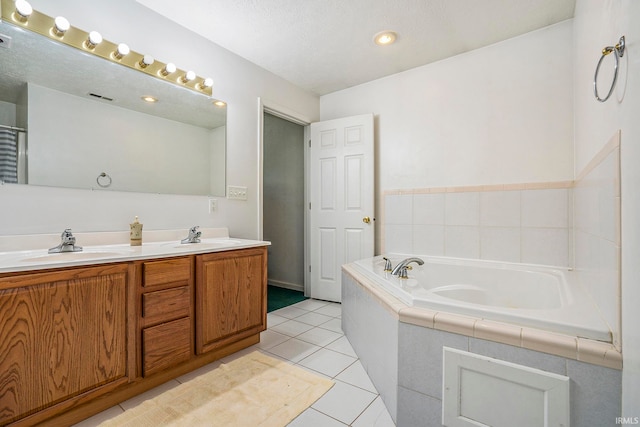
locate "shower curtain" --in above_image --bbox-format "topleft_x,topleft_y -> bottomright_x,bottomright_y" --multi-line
0,128 -> 19,184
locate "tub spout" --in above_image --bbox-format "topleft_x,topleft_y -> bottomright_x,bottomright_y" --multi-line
391,257 -> 424,276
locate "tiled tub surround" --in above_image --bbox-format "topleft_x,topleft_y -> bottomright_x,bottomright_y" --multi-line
342,266 -> 622,426
574,131 -> 621,348
382,130 -> 622,349
382,182 -> 574,266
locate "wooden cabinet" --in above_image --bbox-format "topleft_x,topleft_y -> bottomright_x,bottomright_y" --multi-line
0,245 -> 267,425
139,257 -> 193,376
195,247 -> 267,354
0,263 -> 133,426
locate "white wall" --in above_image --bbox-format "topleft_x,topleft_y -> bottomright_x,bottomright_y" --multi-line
0,100 -> 16,126
321,21 -> 574,252
573,0 -> 640,415
0,0 -> 319,238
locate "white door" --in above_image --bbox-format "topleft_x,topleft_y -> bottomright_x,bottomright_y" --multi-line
309,114 -> 374,302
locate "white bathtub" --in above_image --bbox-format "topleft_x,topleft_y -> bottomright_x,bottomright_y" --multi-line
352,254 -> 611,342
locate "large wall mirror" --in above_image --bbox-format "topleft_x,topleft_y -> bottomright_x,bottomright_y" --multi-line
0,16 -> 226,196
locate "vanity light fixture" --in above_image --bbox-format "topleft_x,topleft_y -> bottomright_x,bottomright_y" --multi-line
2,1 -> 215,96
180,70 -> 196,84
373,31 -> 397,46
84,31 -> 102,50
141,95 -> 157,103
138,54 -> 154,69
51,16 -> 69,37
14,0 -> 32,22
159,62 -> 176,77
112,43 -> 129,60
198,77 -> 213,90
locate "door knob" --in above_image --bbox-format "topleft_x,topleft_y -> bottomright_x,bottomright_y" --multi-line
362,216 -> 371,224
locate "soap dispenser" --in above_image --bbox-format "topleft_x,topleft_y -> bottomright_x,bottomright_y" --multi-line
130,216 -> 143,246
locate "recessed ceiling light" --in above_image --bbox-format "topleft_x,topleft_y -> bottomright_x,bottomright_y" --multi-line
374,31 -> 397,46
141,95 -> 157,103
213,101 -> 226,107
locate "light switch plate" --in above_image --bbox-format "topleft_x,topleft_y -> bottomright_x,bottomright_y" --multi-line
227,185 -> 248,201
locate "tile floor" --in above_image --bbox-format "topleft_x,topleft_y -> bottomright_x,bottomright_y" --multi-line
74,299 -> 396,426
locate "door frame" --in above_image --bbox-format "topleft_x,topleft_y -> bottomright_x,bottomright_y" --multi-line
257,98 -> 312,296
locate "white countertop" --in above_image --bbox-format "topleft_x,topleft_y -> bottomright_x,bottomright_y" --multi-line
0,228 -> 270,274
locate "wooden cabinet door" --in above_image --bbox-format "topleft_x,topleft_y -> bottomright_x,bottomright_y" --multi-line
196,247 -> 267,354
0,264 -> 130,425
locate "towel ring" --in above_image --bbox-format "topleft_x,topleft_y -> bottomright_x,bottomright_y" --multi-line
96,172 -> 112,188
593,36 -> 625,103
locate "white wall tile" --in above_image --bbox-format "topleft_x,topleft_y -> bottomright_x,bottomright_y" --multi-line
413,193 -> 445,225
521,189 -> 569,228
596,154 -> 618,242
384,224 -> 412,254
480,227 -> 521,262
521,228 -> 569,266
573,184 -> 597,232
412,225 -> 445,256
384,194 -> 413,225
480,191 -> 521,227
445,226 -> 480,259
445,192 -> 480,226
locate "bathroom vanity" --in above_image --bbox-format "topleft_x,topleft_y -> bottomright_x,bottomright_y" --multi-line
0,228 -> 268,426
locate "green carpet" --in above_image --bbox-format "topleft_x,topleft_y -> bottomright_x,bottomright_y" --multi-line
267,285 -> 307,312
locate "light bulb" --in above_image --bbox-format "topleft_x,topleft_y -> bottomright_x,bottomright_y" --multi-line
180,70 -> 196,83
138,54 -> 154,68
52,16 -> 70,36
201,77 -> 214,89
14,0 -> 32,21
373,31 -> 397,46
159,63 -> 176,76
112,43 -> 129,60
85,31 -> 102,49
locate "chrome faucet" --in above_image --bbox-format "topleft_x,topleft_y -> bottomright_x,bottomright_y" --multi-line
391,257 -> 424,279
382,257 -> 393,272
181,226 -> 202,244
48,228 -> 83,253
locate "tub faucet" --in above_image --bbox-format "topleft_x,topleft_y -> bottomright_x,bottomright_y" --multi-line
181,226 -> 202,244
391,257 -> 424,278
48,228 -> 83,253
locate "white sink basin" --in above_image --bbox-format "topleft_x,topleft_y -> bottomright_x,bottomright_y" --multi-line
20,249 -> 134,263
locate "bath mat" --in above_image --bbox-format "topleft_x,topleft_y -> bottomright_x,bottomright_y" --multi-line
99,351 -> 333,427
267,285 -> 308,312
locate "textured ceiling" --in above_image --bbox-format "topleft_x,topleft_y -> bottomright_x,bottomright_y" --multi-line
136,0 -> 576,96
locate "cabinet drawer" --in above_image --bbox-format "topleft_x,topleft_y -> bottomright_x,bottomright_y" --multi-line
142,317 -> 191,376
143,286 -> 190,325
143,257 -> 192,288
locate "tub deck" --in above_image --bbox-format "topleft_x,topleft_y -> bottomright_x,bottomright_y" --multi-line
344,255 -> 621,370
